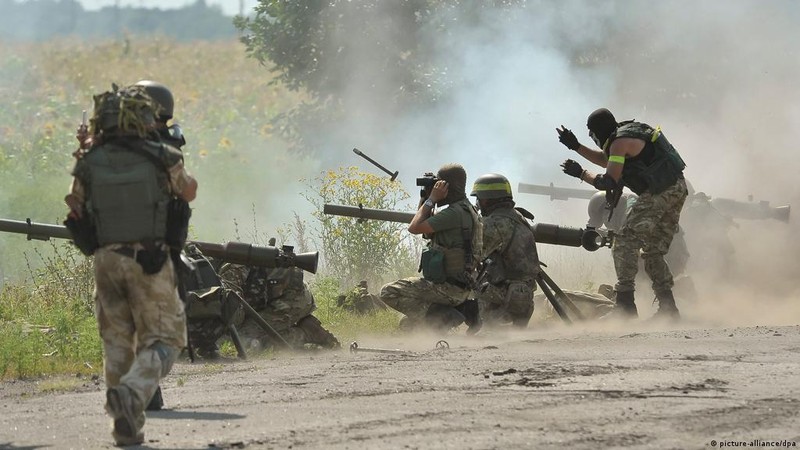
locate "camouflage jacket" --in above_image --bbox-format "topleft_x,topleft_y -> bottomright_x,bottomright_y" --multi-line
481,206 -> 540,286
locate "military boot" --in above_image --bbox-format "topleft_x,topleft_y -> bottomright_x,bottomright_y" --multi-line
298,315 -> 341,349
455,299 -> 482,335
601,290 -> 638,320
424,304 -> 466,332
651,290 -> 681,321
106,385 -> 144,446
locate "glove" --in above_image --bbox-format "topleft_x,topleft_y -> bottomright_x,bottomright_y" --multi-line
561,159 -> 584,178
557,125 -> 580,150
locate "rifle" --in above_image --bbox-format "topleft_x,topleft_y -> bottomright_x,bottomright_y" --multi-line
322,204 -> 611,251
518,182 -> 791,222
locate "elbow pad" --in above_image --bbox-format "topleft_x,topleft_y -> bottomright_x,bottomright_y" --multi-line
593,174 -> 618,191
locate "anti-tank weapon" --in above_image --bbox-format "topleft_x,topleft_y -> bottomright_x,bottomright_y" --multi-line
322,204 -> 592,325
0,218 -> 319,273
0,217 -> 319,358
322,204 -> 611,252
518,182 -> 791,223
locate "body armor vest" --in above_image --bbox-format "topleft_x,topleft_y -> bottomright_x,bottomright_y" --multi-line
606,122 -> 686,195
484,207 -> 540,285
81,140 -> 172,245
431,199 -> 483,285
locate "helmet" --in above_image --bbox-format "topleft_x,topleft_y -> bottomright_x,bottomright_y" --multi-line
91,83 -> 158,137
134,80 -> 174,120
470,173 -> 512,200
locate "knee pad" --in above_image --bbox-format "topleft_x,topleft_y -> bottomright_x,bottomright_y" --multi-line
150,341 -> 179,377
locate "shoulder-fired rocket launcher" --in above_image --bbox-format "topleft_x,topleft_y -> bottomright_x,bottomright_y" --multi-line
0,218 -> 318,273
322,204 -> 610,251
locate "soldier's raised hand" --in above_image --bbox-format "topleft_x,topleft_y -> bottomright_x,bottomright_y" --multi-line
561,159 -> 584,179
557,125 -> 580,150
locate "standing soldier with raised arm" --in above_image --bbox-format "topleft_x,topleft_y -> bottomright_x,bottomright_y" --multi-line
556,108 -> 687,320
65,84 -> 198,446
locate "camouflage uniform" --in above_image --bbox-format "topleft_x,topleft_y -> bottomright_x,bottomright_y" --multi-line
66,85 -> 194,446
477,203 -> 540,327
380,198 -> 482,328
613,178 -> 688,294
222,265 -> 338,349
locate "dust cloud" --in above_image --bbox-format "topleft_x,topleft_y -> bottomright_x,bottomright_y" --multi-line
279,0 -> 799,325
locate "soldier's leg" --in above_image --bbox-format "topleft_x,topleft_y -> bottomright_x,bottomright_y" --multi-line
120,257 -> 186,429
94,250 -> 136,390
643,181 -> 688,295
477,283 -> 511,326
505,282 -> 535,328
611,195 -> 657,317
93,250 -> 142,445
381,277 -> 467,323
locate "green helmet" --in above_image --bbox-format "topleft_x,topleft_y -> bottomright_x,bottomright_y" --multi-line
134,80 -> 174,120
91,83 -> 159,137
470,173 -> 513,200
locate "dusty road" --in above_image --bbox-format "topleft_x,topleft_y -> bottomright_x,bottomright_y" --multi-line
2,322 -> 799,450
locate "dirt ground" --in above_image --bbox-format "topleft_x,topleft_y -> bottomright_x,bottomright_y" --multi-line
2,314 -> 799,450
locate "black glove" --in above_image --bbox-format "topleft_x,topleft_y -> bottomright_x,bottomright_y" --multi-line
557,126 -> 580,150
561,159 -> 584,178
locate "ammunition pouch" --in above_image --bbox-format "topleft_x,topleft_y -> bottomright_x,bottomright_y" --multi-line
64,214 -> 99,256
165,198 -> 191,249
185,286 -> 223,320
419,247 -> 447,284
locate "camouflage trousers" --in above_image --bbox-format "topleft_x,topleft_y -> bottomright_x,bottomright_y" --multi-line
613,179 -> 688,294
478,281 -> 536,325
94,247 -> 186,438
238,287 -> 315,348
380,277 -> 471,322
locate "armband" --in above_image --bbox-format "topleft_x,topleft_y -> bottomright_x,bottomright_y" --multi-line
608,155 -> 625,164
592,174 -> 619,191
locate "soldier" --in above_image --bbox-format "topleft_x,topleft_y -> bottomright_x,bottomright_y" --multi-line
64,84 -> 197,446
380,164 -> 482,331
337,280 -> 388,314
470,174 -> 540,328
221,264 -> 340,349
587,191 -> 690,277
557,108 -> 687,320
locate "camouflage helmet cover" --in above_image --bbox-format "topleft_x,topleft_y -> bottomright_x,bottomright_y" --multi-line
134,80 -> 174,120
470,173 -> 513,199
90,83 -> 160,137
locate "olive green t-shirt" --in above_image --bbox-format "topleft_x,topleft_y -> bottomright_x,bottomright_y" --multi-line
426,199 -> 471,248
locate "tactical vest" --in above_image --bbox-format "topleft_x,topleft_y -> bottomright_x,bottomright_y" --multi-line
431,198 -> 483,286
79,139 -> 175,245
484,207 -> 540,285
606,122 -> 686,195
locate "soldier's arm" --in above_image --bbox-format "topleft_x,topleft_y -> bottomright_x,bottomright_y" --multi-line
168,160 -> 198,202
408,180 -> 447,235
65,178 -> 85,219
574,144 -> 609,168
579,138 -> 643,185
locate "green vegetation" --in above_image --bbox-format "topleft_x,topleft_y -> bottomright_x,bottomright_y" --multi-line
0,37 -> 415,381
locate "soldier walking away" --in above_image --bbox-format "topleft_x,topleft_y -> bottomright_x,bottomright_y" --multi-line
64,84 -> 198,446
470,173 -> 540,328
380,164 -> 483,332
556,108 -> 687,321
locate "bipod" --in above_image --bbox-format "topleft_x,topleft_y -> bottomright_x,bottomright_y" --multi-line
229,294 -> 294,351
535,267 -> 585,324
